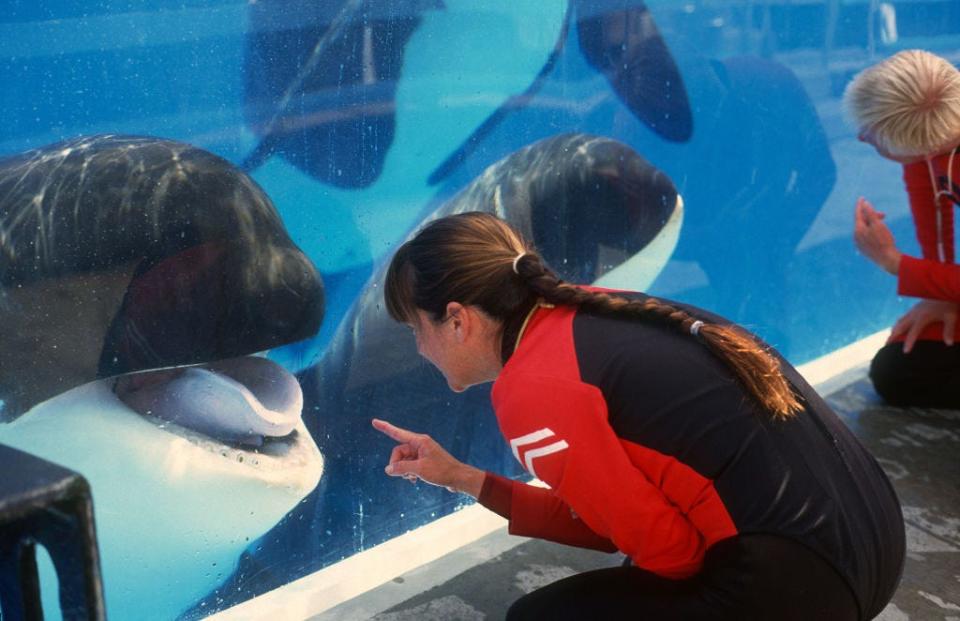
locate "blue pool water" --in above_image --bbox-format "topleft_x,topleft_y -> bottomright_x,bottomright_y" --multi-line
1,1 -> 958,618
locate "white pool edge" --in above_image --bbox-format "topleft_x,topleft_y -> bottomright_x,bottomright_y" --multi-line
207,328 -> 891,621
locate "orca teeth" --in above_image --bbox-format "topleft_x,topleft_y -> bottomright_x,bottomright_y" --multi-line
147,417 -> 317,473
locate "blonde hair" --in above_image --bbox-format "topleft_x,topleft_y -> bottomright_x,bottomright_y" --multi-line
386,212 -> 802,420
844,50 -> 960,157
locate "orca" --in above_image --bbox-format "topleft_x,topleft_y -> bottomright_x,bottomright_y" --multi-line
0,134 -> 326,619
413,6 -> 835,354
238,0 -> 833,358
308,133 -> 681,459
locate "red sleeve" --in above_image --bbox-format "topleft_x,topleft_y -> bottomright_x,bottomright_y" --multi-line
477,472 -> 618,552
898,255 -> 960,302
477,472 -> 512,520
492,372 -> 707,578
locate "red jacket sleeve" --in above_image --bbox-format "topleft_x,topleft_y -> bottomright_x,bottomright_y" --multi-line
477,472 -> 618,552
492,372 -> 707,578
898,255 -> 960,302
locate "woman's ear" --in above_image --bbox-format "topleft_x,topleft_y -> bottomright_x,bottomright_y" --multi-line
446,302 -> 467,341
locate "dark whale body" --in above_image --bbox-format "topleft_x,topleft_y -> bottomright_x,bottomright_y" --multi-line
0,134 -> 324,418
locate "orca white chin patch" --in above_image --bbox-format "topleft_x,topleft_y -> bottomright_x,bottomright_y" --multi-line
0,364 -> 323,621
592,193 -> 684,291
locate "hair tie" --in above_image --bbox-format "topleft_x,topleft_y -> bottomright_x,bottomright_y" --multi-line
512,252 -> 527,275
689,320 -> 704,337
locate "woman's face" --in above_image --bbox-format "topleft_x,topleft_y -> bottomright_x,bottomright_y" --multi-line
410,309 -> 474,393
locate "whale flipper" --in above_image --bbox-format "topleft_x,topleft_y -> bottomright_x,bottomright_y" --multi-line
576,0 -> 692,142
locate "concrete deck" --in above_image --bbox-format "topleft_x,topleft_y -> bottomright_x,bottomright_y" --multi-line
312,371 -> 960,621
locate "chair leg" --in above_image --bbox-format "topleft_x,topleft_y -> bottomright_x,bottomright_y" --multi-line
0,534 -> 45,621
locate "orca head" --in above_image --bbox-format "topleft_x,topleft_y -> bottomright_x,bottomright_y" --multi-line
0,135 -> 325,418
97,238 -> 324,378
524,134 -> 682,288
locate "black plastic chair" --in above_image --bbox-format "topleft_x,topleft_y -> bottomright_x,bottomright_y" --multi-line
0,443 -> 106,620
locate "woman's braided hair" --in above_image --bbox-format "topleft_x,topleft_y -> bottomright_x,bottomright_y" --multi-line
385,212 -> 802,420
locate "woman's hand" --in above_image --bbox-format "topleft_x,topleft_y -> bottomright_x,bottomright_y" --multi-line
890,299 -> 958,353
372,419 -> 485,498
854,197 -> 902,275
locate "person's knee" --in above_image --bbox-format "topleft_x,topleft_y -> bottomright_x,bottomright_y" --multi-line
870,348 -> 905,405
869,344 -> 924,406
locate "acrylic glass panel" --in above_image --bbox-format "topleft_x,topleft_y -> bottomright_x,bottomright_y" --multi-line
0,0 -> 957,618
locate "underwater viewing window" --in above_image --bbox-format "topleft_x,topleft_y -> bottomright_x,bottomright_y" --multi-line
0,0 -> 957,618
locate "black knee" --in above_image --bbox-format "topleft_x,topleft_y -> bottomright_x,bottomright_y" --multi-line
869,341 -> 960,408
869,344 -> 913,406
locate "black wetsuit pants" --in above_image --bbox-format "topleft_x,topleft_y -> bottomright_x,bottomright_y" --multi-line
506,535 -> 861,621
870,341 -> 960,409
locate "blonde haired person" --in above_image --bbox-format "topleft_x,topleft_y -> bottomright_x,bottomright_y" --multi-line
373,212 -> 903,620
845,49 -> 960,408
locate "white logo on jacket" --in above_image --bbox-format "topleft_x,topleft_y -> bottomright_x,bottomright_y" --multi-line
509,427 -> 569,480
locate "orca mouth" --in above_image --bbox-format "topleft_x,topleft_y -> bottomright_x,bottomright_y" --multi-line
113,356 -> 309,465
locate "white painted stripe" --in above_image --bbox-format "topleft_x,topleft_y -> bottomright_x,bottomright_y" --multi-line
795,329 -> 889,387
522,440 -> 569,479
509,427 -> 555,463
215,331 -> 888,620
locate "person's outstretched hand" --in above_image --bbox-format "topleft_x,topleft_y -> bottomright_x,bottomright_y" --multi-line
854,197 -> 902,275
372,419 -> 485,498
890,299 -> 958,353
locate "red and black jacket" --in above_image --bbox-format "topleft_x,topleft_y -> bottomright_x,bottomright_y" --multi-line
896,149 -> 960,343
479,294 -> 904,620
